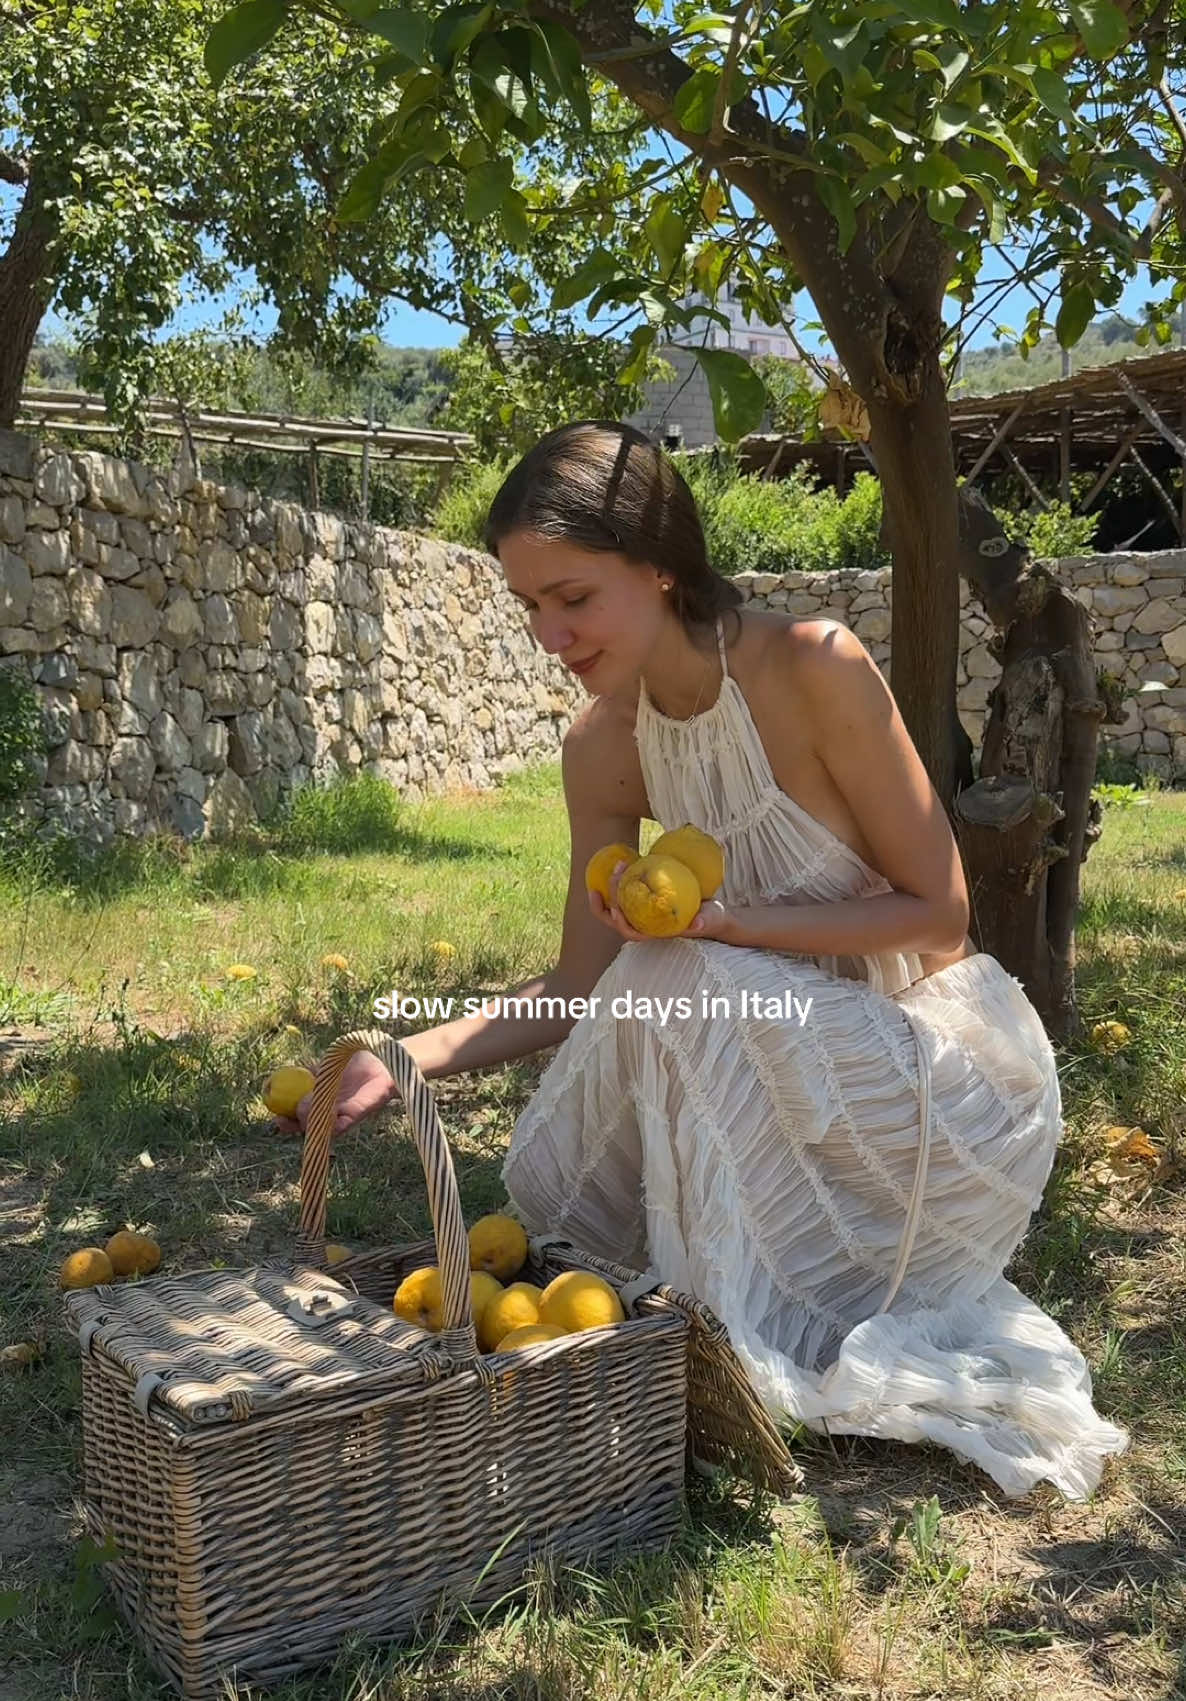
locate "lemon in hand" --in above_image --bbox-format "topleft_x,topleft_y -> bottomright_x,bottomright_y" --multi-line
616,854 -> 702,937
262,1065 -> 316,1118
649,823 -> 725,900
585,842 -> 638,905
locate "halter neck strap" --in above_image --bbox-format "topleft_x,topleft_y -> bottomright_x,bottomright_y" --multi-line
715,615 -> 729,679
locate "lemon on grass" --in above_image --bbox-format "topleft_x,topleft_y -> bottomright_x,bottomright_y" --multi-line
262,1065 -> 316,1118
105,1230 -> 161,1277
60,1248 -> 115,1290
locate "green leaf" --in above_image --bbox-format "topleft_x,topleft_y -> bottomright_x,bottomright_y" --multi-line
644,198 -> 688,275
534,19 -> 591,130
897,0 -> 960,27
930,102 -> 975,143
337,141 -> 426,223
464,157 -> 513,221
432,3 -> 493,71
1067,0 -> 1129,58
693,348 -> 766,442
927,184 -> 966,224
1056,280 -> 1094,348
501,186 -> 530,249
817,175 -> 858,254
363,8 -> 428,65
672,65 -> 746,133
204,0 -> 288,89
550,248 -> 619,311
1031,66 -> 1081,131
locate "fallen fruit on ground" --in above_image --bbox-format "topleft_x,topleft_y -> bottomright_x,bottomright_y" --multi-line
1,1342 -> 40,1368
1089,1020 -> 1131,1054
649,823 -> 725,900
617,854 -> 703,936
393,1266 -> 503,1332
584,841 -> 638,904
468,1212 -> 528,1282
538,1270 -> 626,1333
478,1281 -> 544,1352
105,1230 -> 161,1278
495,1323 -> 566,1352
262,1065 -> 316,1118
324,1244 -> 352,1265
60,1248 -> 115,1290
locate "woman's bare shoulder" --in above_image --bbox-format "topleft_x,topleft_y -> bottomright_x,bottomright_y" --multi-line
561,691 -> 650,818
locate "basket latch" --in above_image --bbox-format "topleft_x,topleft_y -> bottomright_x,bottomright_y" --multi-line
286,1287 -> 358,1326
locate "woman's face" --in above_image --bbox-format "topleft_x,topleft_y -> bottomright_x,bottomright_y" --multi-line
498,530 -> 663,693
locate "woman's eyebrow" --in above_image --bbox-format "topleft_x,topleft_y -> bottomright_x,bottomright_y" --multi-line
510,578 -> 584,601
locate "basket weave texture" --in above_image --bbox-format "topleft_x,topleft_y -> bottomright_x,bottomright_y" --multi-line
65,1029 -> 799,1698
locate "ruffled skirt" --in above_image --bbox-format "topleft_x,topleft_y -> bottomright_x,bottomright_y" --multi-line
501,944 -> 1130,1501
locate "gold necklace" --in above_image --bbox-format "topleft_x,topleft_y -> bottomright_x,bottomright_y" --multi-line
654,635 -> 719,722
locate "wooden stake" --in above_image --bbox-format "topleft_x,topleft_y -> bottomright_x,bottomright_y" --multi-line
962,397 -> 1031,488
1129,444 -> 1180,537
1079,424 -> 1141,513
1002,442 -> 1051,509
1116,370 -> 1186,459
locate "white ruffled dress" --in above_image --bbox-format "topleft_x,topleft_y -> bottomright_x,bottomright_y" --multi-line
502,617 -> 1129,1500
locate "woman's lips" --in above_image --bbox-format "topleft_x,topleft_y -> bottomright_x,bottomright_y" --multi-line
569,653 -> 602,676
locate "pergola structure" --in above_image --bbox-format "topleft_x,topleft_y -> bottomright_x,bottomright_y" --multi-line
16,390 -> 475,515
728,349 -> 1186,541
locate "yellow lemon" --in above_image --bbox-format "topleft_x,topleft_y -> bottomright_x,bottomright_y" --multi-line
393,1266 -> 502,1333
649,822 -> 725,900
478,1281 -> 544,1352
468,1212 -> 528,1282
60,1248 -> 115,1290
262,1065 -> 316,1118
324,1243 -> 352,1265
494,1323 -> 567,1353
538,1270 -> 626,1333
584,842 -> 638,905
320,953 -> 350,972
1089,1020 -> 1131,1055
227,963 -> 257,981
616,854 -> 702,937
104,1230 -> 161,1278
430,939 -> 456,958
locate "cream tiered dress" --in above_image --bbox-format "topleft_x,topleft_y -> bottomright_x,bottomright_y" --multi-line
502,616 -> 1129,1500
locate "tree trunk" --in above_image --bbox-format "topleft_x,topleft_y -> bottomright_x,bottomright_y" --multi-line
866,363 -> 971,806
951,486 -> 1120,1037
0,165 -> 55,430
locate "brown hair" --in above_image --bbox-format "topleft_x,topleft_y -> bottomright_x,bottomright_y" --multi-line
484,421 -> 743,635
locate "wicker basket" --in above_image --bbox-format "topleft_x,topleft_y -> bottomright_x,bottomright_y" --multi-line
65,1029 -> 799,1698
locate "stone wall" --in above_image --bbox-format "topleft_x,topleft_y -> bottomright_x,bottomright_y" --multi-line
1,428 -> 1183,844
0,430 -> 582,842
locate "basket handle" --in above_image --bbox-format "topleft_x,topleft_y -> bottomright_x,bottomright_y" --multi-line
295,1029 -> 479,1364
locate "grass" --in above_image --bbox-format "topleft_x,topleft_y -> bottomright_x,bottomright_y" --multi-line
2,773 -> 1186,1700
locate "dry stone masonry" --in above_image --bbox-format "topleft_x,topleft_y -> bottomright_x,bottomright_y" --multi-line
0,429 -> 1182,843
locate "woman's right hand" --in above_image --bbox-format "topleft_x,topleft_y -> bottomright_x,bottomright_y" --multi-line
271,1050 -> 399,1138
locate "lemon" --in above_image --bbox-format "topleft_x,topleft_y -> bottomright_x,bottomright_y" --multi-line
494,1323 -> 567,1353
393,1266 -> 502,1333
649,823 -> 725,900
468,1212 -> 528,1282
538,1270 -> 626,1333
262,1065 -> 316,1118
324,1243 -> 352,1265
617,854 -> 702,936
584,842 -> 638,905
60,1248 -> 115,1290
478,1281 -> 544,1352
1089,1020 -> 1131,1055
105,1230 -> 161,1278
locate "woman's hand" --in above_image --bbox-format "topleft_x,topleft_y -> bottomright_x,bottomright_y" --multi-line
587,859 -> 734,943
271,1049 -> 399,1138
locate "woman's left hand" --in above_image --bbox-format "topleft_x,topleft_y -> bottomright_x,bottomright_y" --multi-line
588,861 -> 734,943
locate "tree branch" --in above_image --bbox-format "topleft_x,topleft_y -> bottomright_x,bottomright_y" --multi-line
0,150 -> 29,186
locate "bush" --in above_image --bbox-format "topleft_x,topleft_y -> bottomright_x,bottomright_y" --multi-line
432,458 -> 512,550
0,664 -> 46,809
694,463 -> 888,578
1000,498 -> 1100,559
267,773 -> 405,856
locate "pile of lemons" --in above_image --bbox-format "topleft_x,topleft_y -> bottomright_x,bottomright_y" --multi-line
586,821 -> 725,937
60,1231 -> 161,1290
393,1213 -> 626,1352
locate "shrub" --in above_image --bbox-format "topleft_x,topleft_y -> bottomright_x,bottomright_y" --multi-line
432,458 -> 512,550
0,664 -> 46,809
693,463 -> 888,578
1000,499 -> 1100,559
268,773 -> 405,855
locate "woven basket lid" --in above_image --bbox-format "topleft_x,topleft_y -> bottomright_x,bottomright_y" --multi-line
65,1263 -> 450,1429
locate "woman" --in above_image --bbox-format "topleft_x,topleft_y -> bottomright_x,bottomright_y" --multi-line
282,421 -> 1128,1501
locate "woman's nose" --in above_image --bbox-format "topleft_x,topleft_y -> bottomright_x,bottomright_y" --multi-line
536,618 -> 577,655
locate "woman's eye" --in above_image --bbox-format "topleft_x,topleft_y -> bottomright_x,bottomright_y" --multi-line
563,596 -> 589,608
